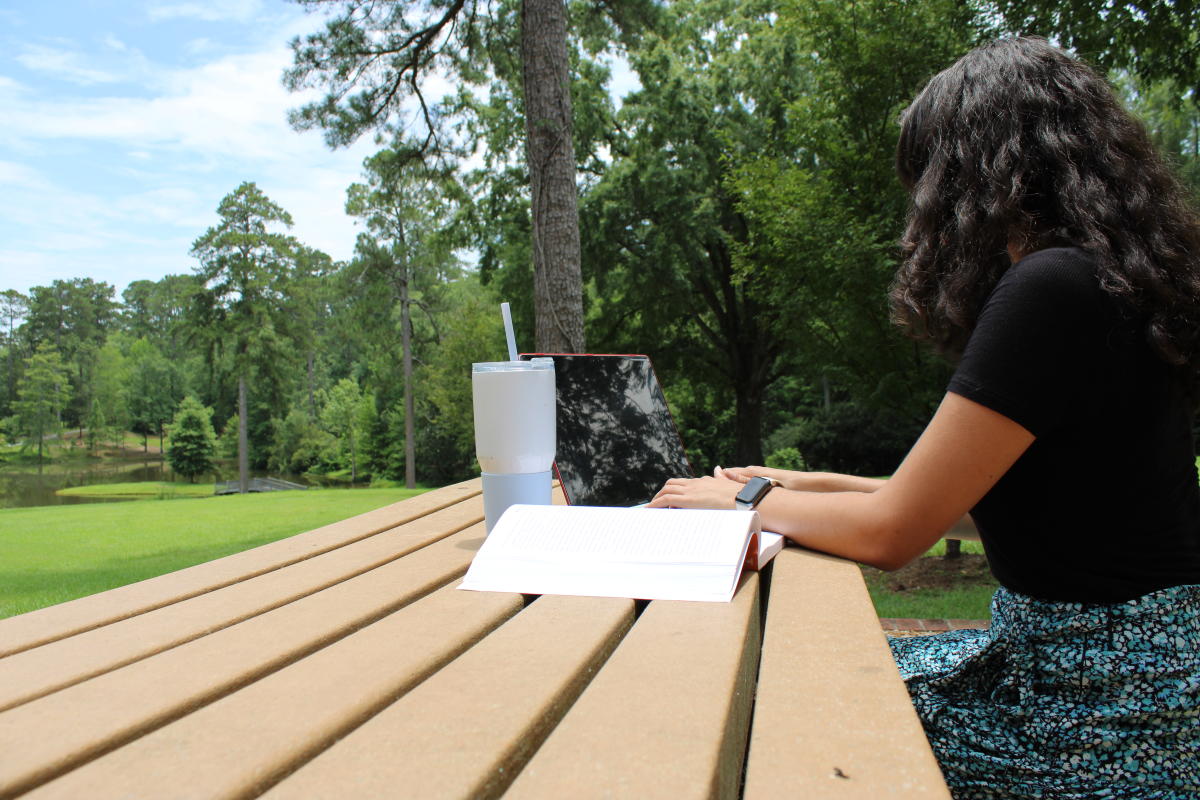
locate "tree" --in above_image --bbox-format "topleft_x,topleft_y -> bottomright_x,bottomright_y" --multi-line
91,340 -> 130,451
14,343 -> 71,460
190,182 -> 300,493
345,147 -> 462,487
321,378 -> 369,483
577,0 -> 976,465
0,290 -> 27,417
127,338 -> 184,453
122,274 -> 201,361
284,0 -> 588,351
993,1 -> 1200,98
166,396 -> 217,482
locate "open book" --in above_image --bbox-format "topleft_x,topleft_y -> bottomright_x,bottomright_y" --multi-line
460,504 -> 785,603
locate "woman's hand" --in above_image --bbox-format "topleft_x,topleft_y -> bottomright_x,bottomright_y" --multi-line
647,476 -> 742,509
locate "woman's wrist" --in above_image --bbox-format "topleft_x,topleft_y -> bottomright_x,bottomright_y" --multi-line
793,472 -> 886,493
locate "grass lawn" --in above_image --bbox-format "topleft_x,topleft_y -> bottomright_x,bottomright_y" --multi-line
861,539 -> 998,620
0,487 -> 430,619
56,481 -> 214,500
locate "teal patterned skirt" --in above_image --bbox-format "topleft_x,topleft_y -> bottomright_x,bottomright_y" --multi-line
890,584 -> 1200,799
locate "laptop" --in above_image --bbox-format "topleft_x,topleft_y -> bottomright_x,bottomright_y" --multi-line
519,353 -> 694,506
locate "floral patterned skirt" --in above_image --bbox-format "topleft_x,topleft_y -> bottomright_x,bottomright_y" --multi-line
890,584 -> 1200,799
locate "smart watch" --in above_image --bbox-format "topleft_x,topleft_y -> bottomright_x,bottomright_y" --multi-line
734,476 -> 779,510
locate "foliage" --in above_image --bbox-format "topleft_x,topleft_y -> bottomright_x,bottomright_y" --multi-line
765,447 -> 807,472
190,182 -> 302,483
127,338 -> 184,451
23,278 -> 117,428
730,0 -> 975,424
166,396 -> 217,482
992,0 -> 1200,97
410,276 -> 507,484
6,1 -> 1200,495
321,378 -> 371,483
13,343 -> 71,460
270,407 -> 335,475
793,402 -> 928,476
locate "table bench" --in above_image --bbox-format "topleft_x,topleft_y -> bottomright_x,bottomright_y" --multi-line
0,479 -> 950,799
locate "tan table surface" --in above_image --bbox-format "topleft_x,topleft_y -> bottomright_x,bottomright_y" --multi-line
0,478 -> 949,799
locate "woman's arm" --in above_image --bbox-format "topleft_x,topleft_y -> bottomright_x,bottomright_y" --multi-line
648,392 -> 1031,570
718,466 -> 886,493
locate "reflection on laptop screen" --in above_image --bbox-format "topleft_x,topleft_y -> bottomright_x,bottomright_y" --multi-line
522,354 -> 694,506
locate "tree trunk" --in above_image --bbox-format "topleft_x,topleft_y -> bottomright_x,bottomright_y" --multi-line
944,538 -> 962,560
733,383 -> 765,466
307,352 -> 317,418
401,281 -> 416,490
238,375 -> 249,494
521,0 -> 585,353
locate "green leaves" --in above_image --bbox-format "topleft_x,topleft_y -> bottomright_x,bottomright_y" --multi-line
166,396 -> 217,482
14,343 -> 71,459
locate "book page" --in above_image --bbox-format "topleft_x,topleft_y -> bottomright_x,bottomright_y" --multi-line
460,505 -> 766,602
483,505 -> 755,565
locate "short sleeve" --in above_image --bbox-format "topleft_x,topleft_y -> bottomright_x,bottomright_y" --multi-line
947,248 -> 1107,437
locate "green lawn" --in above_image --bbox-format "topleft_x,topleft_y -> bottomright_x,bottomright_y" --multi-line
862,539 -> 998,619
57,481 -> 214,500
0,487 -> 430,619
864,580 -> 997,620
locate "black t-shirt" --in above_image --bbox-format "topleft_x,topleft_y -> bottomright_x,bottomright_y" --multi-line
947,246 -> 1200,602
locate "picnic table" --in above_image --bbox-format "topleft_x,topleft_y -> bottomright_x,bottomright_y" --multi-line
0,479 -> 950,799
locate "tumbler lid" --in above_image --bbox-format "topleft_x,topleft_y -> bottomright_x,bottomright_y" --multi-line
472,358 -> 554,373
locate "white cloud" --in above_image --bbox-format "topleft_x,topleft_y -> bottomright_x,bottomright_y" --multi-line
146,0 -> 264,23
0,2 -> 454,296
0,161 -> 51,190
15,43 -> 121,85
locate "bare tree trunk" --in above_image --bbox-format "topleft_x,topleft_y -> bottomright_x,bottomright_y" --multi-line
733,385 -> 765,467
307,353 -> 317,418
401,283 -> 416,489
238,374 -> 249,494
521,0 -> 585,353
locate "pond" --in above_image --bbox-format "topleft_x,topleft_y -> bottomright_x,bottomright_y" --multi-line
0,456 -> 327,509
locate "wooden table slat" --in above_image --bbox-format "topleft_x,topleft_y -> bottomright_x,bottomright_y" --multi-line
0,526 -> 490,799
22,581 -> 525,800
262,593 -> 636,800
742,549 -> 951,799
505,572 -> 762,800
0,479 -> 481,659
0,500 -> 482,713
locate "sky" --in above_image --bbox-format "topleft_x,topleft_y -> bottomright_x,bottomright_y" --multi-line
0,0 -> 387,298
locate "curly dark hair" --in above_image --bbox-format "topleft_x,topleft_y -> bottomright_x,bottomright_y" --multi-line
891,36 -> 1200,374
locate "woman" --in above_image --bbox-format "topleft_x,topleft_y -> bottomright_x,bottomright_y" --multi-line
649,37 -> 1200,798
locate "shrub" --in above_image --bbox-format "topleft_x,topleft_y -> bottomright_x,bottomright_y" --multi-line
166,397 -> 217,482
795,402 -> 926,476
765,447 -> 807,471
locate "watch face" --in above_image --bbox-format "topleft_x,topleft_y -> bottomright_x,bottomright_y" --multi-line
737,476 -> 772,507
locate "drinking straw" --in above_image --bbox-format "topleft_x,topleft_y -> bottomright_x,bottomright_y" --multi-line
501,302 -> 519,361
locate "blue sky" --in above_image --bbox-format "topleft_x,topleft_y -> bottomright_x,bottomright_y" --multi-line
0,0 -> 384,298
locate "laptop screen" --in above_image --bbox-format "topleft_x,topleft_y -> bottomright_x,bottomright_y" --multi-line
521,354 -> 694,506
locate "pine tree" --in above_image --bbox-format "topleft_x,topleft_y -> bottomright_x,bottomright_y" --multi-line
14,343 -> 71,460
166,396 -> 216,483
